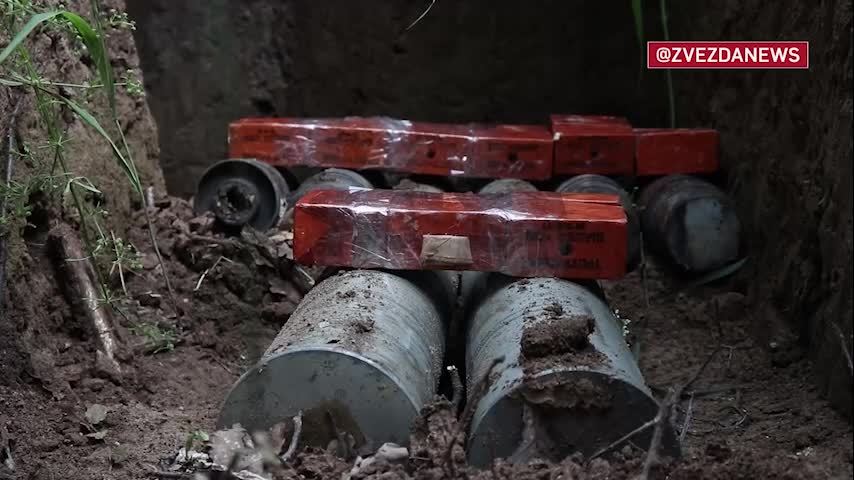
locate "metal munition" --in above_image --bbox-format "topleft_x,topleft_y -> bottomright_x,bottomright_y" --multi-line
218,269 -> 452,449
464,275 -> 678,466
639,175 -> 741,272
193,158 -> 290,231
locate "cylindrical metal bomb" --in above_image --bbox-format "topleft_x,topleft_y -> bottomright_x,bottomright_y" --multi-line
218,270 -> 451,449
465,277 -> 677,467
639,175 -> 741,273
556,174 -> 641,271
289,168 -> 373,205
194,158 -> 291,231
478,178 -> 538,195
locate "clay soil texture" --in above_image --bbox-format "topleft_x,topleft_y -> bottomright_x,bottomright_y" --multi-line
0,199 -> 851,480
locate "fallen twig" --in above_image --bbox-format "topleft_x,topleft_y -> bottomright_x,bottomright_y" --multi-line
637,349 -> 720,478
405,0 -> 436,30
443,356 -> 504,476
194,255 -> 225,291
591,348 -> 720,468
679,392 -> 695,444
50,225 -> 122,377
639,387 -> 679,479
588,416 -> 659,461
281,411 -> 303,463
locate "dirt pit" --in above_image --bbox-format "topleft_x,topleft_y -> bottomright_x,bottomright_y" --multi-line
0,200 -> 851,480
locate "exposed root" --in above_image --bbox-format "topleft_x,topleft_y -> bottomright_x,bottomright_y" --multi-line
50,225 -> 122,378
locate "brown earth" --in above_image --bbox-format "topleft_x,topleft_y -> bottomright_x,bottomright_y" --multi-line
1,200 -> 851,479
1,0 -> 851,479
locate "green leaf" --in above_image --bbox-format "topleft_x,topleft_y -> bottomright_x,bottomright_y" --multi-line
111,445 -> 130,465
61,11 -> 115,116
86,430 -> 109,440
54,94 -> 142,193
631,0 -> 644,47
85,403 -> 108,425
0,10 -> 115,115
0,11 -> 64,65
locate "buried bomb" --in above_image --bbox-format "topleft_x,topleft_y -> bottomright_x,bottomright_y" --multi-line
217,269 -> 454,450
463,275 -> 679,466
639,175 -> 742,273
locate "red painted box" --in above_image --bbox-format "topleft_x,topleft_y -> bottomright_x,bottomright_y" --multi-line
550,115 -> 636,175
293,189 -> 628,280
228,117 -> 554,180
634,128 -> 719,176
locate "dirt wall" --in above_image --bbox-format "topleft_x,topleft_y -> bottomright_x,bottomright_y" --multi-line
1,0 -> 163,391
670,0 -> 853,419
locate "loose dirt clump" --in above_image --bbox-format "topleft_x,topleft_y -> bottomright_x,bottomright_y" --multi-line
521,313 -> 595,358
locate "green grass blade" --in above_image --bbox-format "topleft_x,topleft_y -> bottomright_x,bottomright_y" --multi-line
56,94 -> 141,193
1,10 -> 115,116
631,0 -> 644,48
0,11 -> 64,65
659,0 -> 676,127
658,257 -> 749,301
60,10 -> 116,117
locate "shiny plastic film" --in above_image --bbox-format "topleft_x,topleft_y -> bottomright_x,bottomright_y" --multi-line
293,189 -> 628,279
228,117 -> 554,180
550,114 -> 636,175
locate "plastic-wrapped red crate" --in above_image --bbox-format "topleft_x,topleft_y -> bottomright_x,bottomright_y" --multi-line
228,117 -> 554,180
550,114 -> 635,175
634,128 -> 719,175
293,189 -> 628,279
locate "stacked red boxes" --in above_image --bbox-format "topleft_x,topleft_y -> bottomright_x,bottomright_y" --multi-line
550,114 -> 636,176
294,189 -> 628,280
634,128 -> 719,176
228,117 -> 554,180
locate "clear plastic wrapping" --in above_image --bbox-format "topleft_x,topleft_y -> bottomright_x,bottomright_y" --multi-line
293,189 -> 628,279
228,117 -> 554,180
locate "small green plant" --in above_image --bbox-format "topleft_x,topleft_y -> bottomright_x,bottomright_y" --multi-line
83,403 -> 109,441
1,1 -> 176,320
120,69 -> 144,98
104,8 -> 134,31
630,0 -> 676,127
131,321 -> 178,354
184,430 -> 209,454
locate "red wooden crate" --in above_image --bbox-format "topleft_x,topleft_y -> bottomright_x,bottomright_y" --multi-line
228,117 -> 554,180
293,189 -> 627,280
550,115 -> 635,175
634,128 -> 719,175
